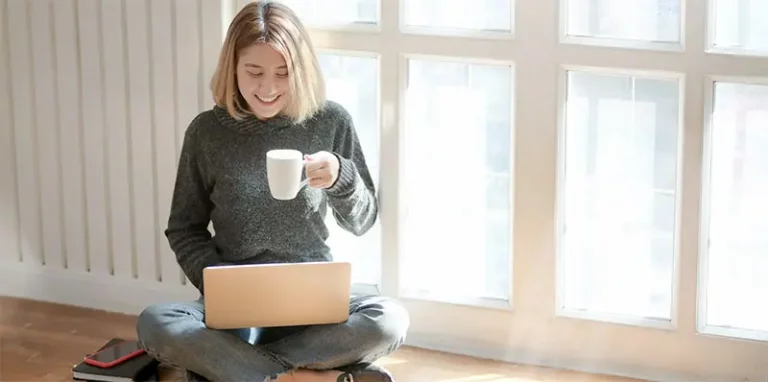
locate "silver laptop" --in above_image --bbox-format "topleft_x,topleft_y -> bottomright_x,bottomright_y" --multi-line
202,261 -> 351,329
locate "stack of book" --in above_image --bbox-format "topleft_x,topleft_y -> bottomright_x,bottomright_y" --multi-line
72,338 -> 159,382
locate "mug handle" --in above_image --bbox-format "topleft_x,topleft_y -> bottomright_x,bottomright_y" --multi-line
299,158 -> 310,188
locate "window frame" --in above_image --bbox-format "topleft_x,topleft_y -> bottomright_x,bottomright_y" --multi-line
396,52 -> 517,310
399,0 -> 516,39
257,0 -> 768,379
315,47 -> 384,291
558,0 -> 688,52
696,74 -> 768,343
554,64 -> 687,331
706,0 -> 768,58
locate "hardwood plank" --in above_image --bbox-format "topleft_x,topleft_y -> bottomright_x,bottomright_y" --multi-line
0,297 -> 646,381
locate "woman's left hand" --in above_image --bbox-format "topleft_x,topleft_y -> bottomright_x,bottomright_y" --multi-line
304,151 -> 340,189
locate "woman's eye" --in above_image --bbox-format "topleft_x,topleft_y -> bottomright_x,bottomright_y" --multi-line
276,73 -> 288,78
247,72 -> 262,77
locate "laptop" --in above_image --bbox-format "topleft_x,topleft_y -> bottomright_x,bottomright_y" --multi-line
202,261 -> 351,329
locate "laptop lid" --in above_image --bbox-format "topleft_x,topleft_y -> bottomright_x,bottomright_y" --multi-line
202,261 -> 351,329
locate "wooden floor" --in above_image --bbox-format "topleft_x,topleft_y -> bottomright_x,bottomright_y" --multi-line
0,296 -> 646,381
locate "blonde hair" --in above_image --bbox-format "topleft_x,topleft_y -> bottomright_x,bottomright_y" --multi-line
210,0 -> 326,123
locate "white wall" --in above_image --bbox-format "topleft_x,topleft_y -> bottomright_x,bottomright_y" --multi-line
0,0 -> 226,313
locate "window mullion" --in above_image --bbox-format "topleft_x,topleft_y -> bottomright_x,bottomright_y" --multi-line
511,0 -> 561,318
379,0 -> 403,298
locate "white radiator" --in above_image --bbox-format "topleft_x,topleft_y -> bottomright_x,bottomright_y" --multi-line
0,0 -> 230,315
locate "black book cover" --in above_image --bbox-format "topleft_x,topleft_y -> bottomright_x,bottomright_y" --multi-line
72,338 -> 159,382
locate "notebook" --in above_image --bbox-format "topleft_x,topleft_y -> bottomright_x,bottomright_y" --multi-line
72,338 -> 159,382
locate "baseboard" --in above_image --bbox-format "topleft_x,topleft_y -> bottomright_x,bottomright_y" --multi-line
405,332 -> 743,382
0,261 -> 198,315
0,262 -> 748,382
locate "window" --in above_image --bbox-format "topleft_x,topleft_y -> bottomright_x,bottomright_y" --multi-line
317,51 -> 381,288
401,57 -> 513,305
254,0 -> 768,379
711,0 -> 768,53
558,69 -> 681,324
276,0 -> 378,28
563,0 -> 682,47
700,80 -> 768,340
403,0 -> 513,34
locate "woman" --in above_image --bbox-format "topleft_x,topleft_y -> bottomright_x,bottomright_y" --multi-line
135,1 -> 409,381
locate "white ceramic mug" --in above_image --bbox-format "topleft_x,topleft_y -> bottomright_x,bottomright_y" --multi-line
266,149 -> 308,200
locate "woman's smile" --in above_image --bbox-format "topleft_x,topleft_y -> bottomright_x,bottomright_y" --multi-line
255,93 -> 282,105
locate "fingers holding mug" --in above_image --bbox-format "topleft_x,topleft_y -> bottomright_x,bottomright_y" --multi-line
307,175 -> 330,189
304,159 -> 332,188
303,152 -> 339,189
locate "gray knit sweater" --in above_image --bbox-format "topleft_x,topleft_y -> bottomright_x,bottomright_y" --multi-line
165,101 -> 377,293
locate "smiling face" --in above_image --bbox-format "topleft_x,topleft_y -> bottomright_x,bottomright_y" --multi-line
211,1 -> 325,123
236,43 -> 290,120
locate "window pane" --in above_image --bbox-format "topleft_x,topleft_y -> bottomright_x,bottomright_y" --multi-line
704,82 -> 768,333
276,0 -> 378,27
565,0 -> 681,43
404,0 -> 512,32
560,71 -> 680,321
317,52 -> 380,286
712,0 -> 768,52
402,58 -> 512,301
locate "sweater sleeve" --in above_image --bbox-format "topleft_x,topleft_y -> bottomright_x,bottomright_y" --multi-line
324,104 -> 379,236
164,116 -> 229,294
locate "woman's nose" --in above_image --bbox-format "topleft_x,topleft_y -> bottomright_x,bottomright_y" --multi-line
259,77 -> 277,93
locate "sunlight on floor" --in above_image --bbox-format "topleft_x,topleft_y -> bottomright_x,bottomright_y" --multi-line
439,374 -> 539,381
376,356 -> 410,366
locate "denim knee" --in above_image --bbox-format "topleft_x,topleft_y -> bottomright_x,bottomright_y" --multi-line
135,302 -> 202,365
360,297 -> 410,356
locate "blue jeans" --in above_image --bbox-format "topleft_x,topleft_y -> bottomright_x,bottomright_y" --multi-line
135,294 -> 410,381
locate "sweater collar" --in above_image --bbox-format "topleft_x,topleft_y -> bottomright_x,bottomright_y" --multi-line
213,105 -> 295,134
